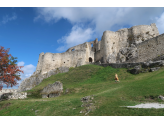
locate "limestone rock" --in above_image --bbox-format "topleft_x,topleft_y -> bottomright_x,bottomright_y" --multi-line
129,65 -> 141,74
0,91 -> 27,100
119,45 -> 138,63
149,67 -> 160,72
140,69 -> 149,73
106,53 -> 116,63
142,62 -> 150,68
81,95 -> 95,103
158,95 -> 164,100
151,60 -> 164,67
142,60 -> 164,68
41,81 -> 63,98
81,96 -> 92,103
18,67 -> 69,92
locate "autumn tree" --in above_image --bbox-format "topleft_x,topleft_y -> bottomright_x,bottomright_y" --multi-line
0,46 -> 24,90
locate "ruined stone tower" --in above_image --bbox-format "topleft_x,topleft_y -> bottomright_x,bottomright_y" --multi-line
35,23 -> 162,75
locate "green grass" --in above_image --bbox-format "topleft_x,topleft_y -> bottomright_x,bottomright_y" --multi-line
1,64 -> 164,116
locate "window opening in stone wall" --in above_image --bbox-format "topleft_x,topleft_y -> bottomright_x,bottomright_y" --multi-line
71,49 -> 75,51
91,44 -> 93,47
89,57 -> 92,63
64,62 -> 65,63
47,94 -> 49,98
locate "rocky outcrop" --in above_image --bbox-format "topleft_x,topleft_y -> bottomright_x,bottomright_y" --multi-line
18,67 -> 69,92
118,44 -> 138,63
142,60 -> 164,68
106,53 -> 116,63
158,95 -> 164,101
0,89 -> 27,100
41,81 -> 63,98
149,67 -> 160,72
129,60 -> 164,74
129,65 -> 141,74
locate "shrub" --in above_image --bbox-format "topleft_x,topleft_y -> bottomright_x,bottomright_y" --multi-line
69,67 -> 74,71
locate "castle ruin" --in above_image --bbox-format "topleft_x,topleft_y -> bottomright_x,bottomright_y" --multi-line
36,23 -> 163,75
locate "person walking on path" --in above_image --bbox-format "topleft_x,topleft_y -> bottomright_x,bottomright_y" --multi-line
115,73 -> 120,82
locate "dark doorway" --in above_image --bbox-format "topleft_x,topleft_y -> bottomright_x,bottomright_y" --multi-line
89,57 -> 92,63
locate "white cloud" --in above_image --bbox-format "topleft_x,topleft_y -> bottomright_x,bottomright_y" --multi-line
1,13 -> 17,24
17,61 -> 36,86
17,61 -> 24,66
57,25 -> 94,52
155,12 -> 164,34
34,7 -> 164,36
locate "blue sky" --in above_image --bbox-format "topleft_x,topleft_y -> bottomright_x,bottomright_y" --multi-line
1,7 -> 164,89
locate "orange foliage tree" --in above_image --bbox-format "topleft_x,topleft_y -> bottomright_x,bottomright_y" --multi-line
0,46 -> 24,90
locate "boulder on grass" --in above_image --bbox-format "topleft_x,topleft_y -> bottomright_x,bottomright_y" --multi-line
129,65 -> 141,74
158,95 -> 164,100
149,67 -> 160,72
41,81 -> 63,98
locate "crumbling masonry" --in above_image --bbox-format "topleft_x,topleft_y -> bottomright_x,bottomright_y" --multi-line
18,23 -> 164,92
35,23 -> 163,75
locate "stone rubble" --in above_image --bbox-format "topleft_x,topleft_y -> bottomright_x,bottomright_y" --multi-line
80,95 -> 96,115
129,60 -> 164,74
0,89 -> 27,100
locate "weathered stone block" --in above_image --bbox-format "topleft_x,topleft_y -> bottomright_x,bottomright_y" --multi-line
158,95 -> 164,100
149,67 -> 160,72
41,81 -> 63,98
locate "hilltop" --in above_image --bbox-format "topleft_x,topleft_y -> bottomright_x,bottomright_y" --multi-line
0,64 -> 164,116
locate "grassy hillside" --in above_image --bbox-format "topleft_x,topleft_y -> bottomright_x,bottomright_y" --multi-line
0,64 -> 164,116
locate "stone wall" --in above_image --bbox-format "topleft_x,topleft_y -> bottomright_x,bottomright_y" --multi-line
34,23 -> 160,74
35,42 -> 96,75
99,23 -> 159,63
94,50 -> 101,62
136,33 -> 164,62
0,89 -> 27,100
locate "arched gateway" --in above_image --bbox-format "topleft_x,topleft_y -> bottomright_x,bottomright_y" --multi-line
89,57 -> 92,63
